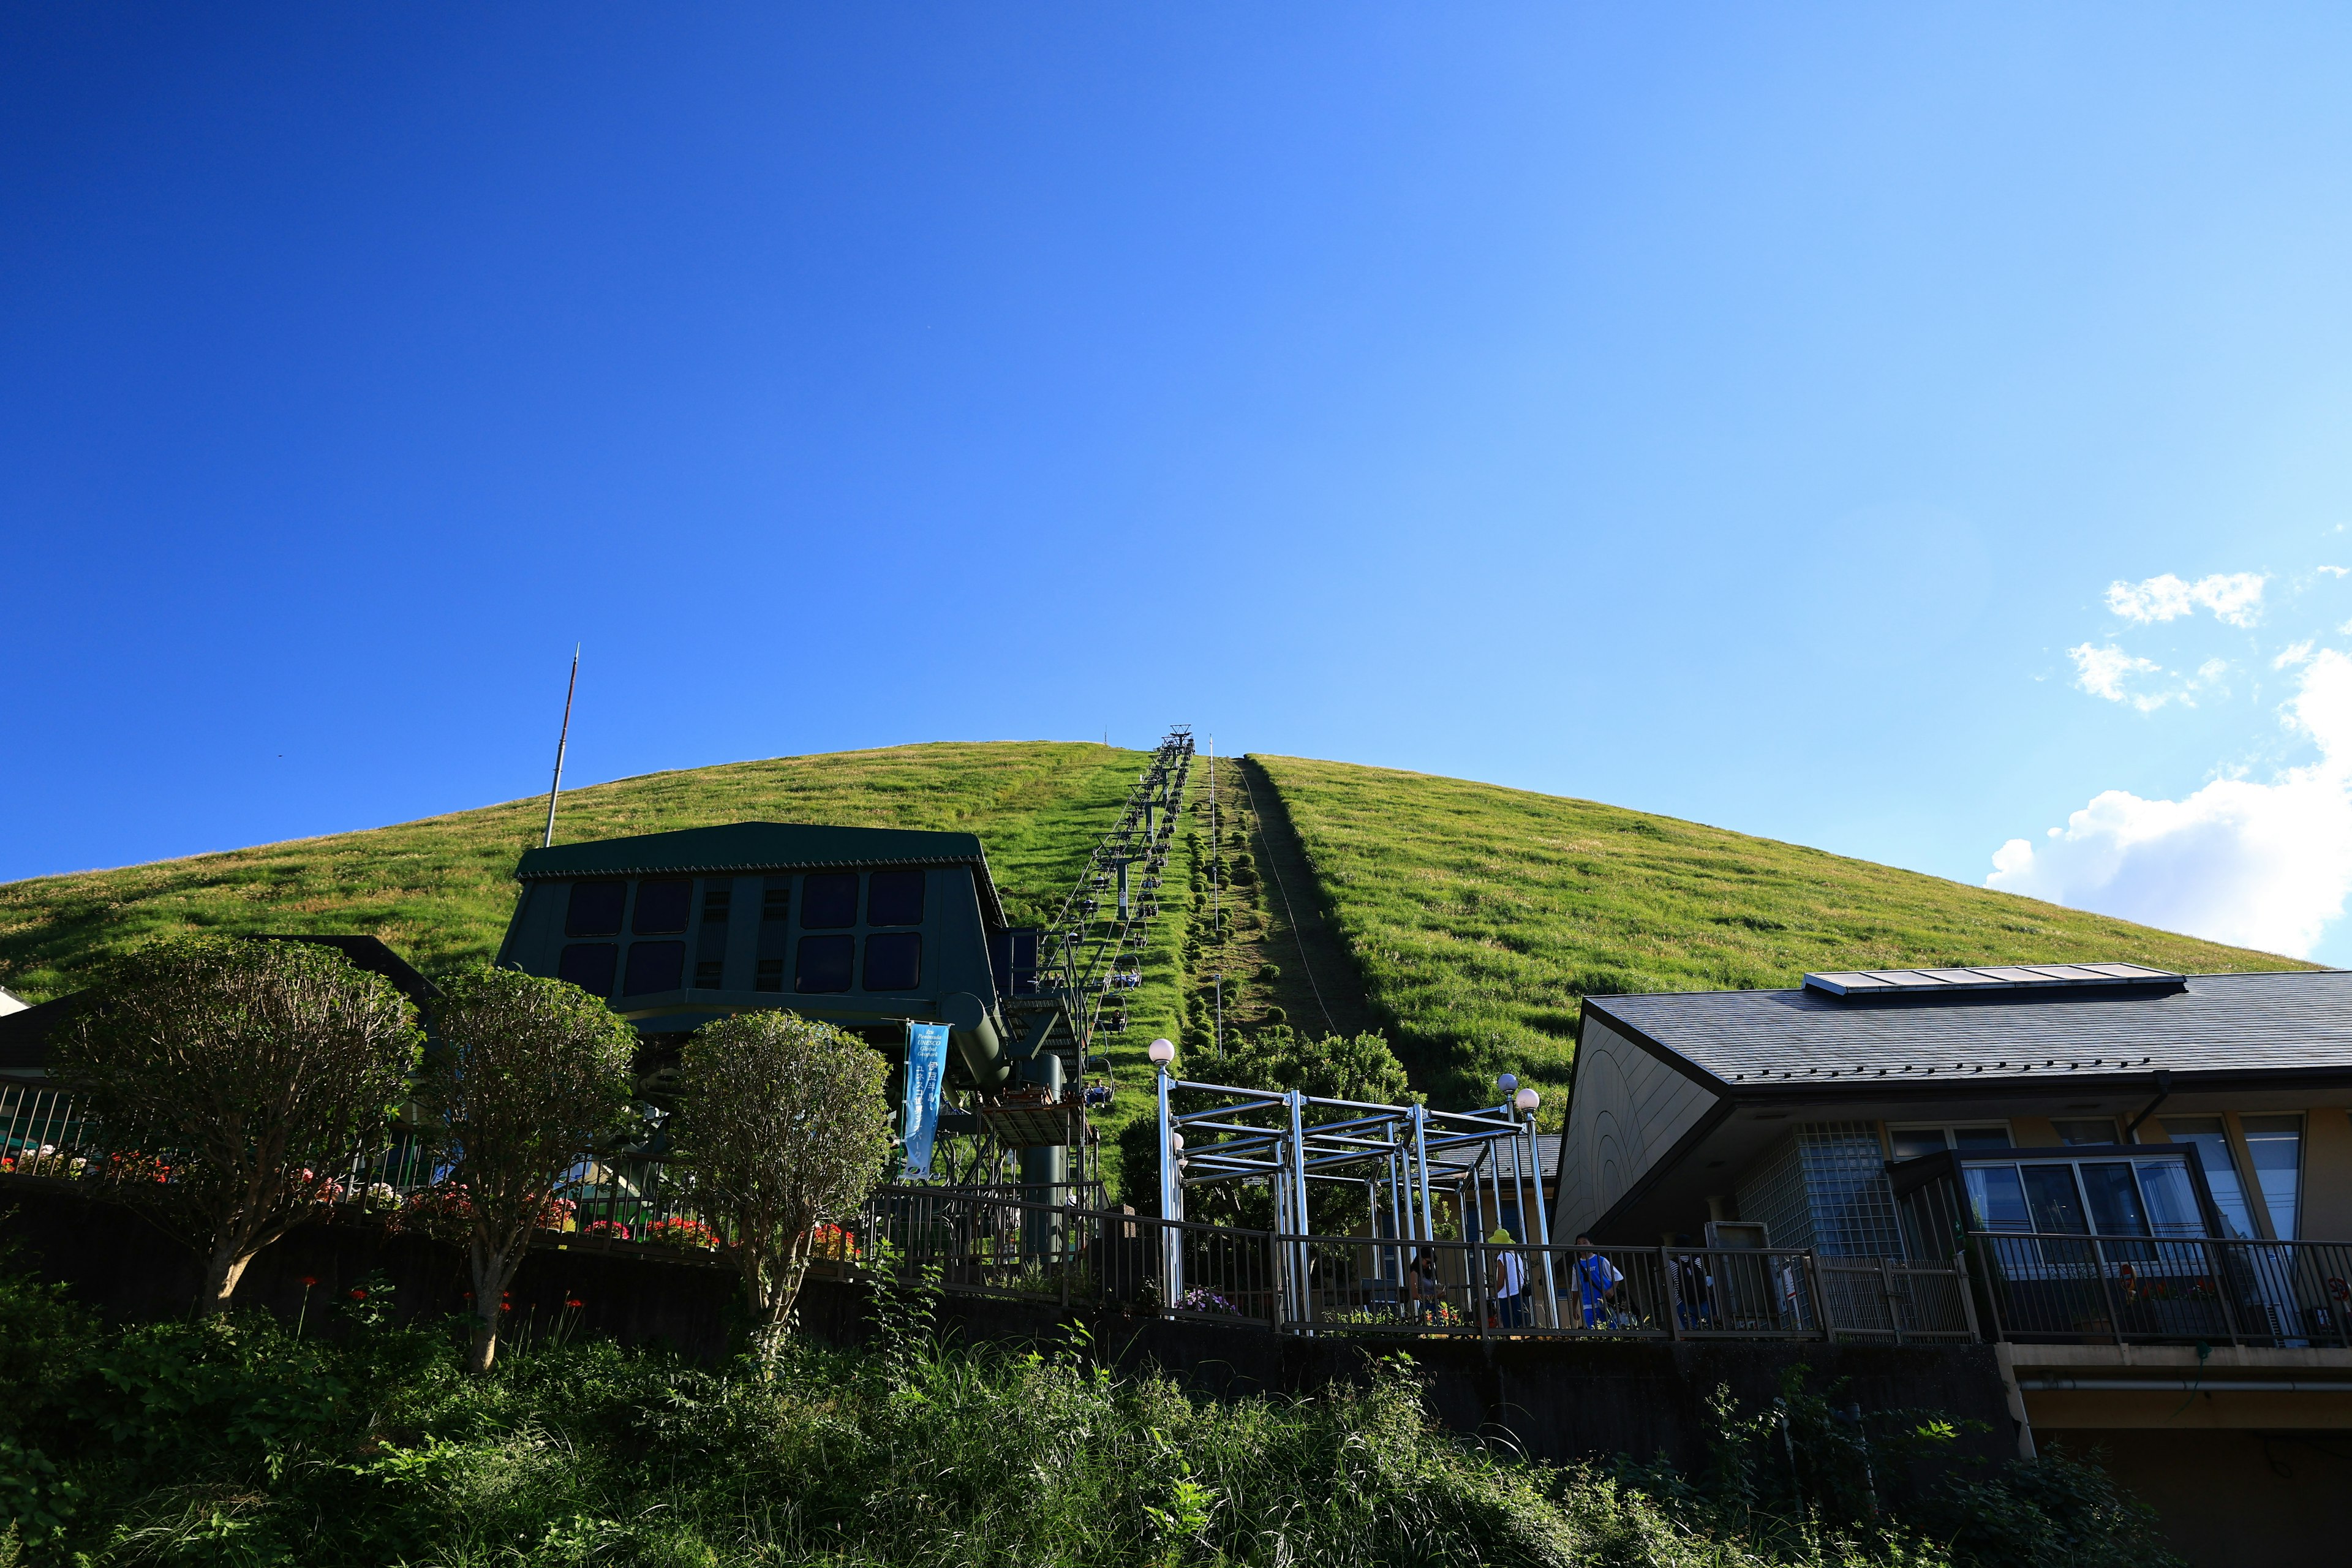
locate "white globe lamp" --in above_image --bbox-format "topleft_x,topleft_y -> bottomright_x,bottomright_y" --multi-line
1148,1037 -> 1175,1065
1513,1087 -> 1540,1115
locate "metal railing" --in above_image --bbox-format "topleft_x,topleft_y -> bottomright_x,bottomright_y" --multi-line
839,1189 -> 1976,1342
1971,1232 -> 2352,1347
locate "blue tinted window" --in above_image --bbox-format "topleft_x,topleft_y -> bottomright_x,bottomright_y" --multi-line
867,871 -> 925,926
864,932 -> 921,990
557,942 -> 617,996
693,959 -> 725,990
801,874 -> 858,929
623,941 -> 686,995
633,880 -> 693,934
796,935 -> 854,993
566,882 -> 626,937
754,957 -> 783,993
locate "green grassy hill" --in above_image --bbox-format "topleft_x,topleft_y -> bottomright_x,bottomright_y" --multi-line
0,742 -> 1154,1001
1,741 -> 2304,1155
1250,754 -> 2308,1115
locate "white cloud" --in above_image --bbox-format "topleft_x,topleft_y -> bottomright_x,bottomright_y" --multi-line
2105,571 -> 2269,628
2070,643 -> 2163,706
2274,641 -> 2315,669
2320,565 -> 2351,578
1989,649 -> 2352,956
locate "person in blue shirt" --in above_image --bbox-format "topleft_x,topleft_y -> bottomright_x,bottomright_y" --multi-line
1571,1234 -> 1623,1329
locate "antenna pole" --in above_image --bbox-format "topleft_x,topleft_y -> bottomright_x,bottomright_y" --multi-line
541,645 -> 580,849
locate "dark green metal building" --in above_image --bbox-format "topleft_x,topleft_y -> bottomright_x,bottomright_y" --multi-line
494,822 -> 1079,1107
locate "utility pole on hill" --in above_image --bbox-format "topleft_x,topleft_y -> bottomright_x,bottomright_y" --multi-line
542,646 -> 580,849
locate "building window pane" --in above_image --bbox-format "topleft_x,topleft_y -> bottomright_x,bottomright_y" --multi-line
634,880 -> 693,934
1964,1166 -> 2031,1231
1950,1126 -> 2012,1150
801,874 -> 858,929
867,870 -> 925,927
693,959 -> 725,990
761,880 -> 790,922
703,883 -> 733,922
566,881 -> 627,937
2021,1164 -> 2089,1234
796,935 -> 854,993
557,942 -> 617,997
754,958 -> 783,993
2080,1162 -> 2150,1235
2053,1118 -> 2119,1146
864,932 -> 921,991
623,941 -> 686,995
2162,1117 -> 2257,1239
1889,1129 -> 1948,1161
2242,1114 -> 2304,1240
2135,1159 -> 2203,1237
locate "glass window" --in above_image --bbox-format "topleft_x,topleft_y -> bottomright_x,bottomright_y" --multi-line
754,957 -> 783,993
2243,1114 -> 2304,1240
761,879 -> 790,922
2080,1162 -> 2150,1235
622,941 -> 685,995
796,935 -> 854,993
864,932 -> 921,991
633,879 -> 693,934
1890,1128 -> 1950,1161
2053,1118 -> 2120,1146
557,942 -> 617,996
1951,1126 -> 2013,1150
867,871 -> 925,927
692,959 -> 725,990
566,881 -> 627,937
1964,1165 -> 2031,1231
801,874 -> 859,929
2136,1159 -> 2204,1236
2162,1117 -> 2257,1238
2021,1164 -> 2089,1233
702,883 -> 733,922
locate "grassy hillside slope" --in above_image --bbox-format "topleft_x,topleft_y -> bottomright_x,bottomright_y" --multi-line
0,742 -> 1153,1002
1252,754 -> 2308,1115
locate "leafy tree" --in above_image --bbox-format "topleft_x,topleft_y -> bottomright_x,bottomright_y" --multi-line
670,1010 -> 894,1375
423,968 -> 638,1374
53,937 -> 423,1314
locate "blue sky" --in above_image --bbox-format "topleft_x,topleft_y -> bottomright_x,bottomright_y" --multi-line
9,7 -> 2352,962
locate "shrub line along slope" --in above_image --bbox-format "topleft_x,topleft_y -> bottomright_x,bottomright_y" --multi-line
1246,752 -> 2307,1116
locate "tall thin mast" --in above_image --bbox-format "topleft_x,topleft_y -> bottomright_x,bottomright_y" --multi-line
541,646 -> 580,850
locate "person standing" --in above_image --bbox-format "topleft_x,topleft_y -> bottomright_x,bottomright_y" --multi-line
1572,1234 -> 1623,1329
1489,1227 -> 1529,1329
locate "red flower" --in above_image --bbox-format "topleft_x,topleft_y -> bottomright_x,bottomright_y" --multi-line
296,1275 -> 320,1289
348,1287 -> 369,1300
565,1296 -> 584,1308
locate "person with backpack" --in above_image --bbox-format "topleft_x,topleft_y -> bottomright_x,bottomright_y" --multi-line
1571,1234 -> 1623,1329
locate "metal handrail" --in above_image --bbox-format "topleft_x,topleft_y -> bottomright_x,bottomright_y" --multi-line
1966,1230 -> 2352,1348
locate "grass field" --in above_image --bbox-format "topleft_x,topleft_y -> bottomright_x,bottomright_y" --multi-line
0,742 -> 1153,1001
1251,753 -> 2309,1114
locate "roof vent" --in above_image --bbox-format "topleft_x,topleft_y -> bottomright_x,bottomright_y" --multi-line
1803,963 -> 2183,998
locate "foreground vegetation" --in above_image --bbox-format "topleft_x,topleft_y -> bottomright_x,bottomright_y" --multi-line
0,1264 -> 2176,1568
1251,754 -> 2305,1109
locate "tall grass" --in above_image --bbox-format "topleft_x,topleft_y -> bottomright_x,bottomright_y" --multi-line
1251,754 -> 2303,1110
0,1264 -> 2176,1568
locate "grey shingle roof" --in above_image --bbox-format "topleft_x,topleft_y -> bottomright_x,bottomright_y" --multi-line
1588,970 -> 2352,1089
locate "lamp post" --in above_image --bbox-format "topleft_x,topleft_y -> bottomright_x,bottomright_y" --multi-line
1150,1037 -> 1181,1308
1514,1085 -> 1557,1319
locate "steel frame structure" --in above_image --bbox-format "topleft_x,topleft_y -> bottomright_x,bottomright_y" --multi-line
1155,1069 -> 1556,1323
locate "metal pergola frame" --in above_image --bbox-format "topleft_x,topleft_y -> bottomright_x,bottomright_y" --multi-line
1154,1070 -> 1555,1319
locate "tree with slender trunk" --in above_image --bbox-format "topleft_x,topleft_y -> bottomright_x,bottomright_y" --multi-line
53,937 -> 423,1314
424,968 -> 638,1374
671,1011 -> 893,1375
